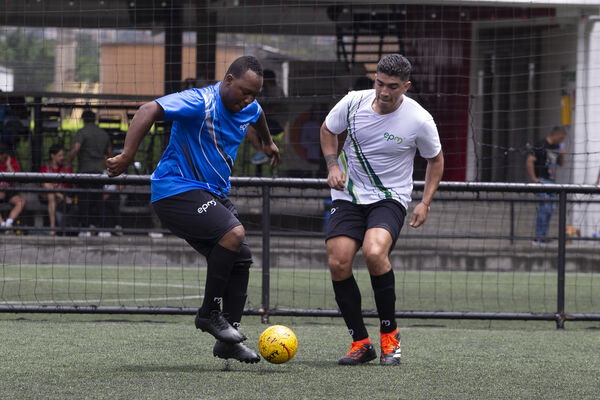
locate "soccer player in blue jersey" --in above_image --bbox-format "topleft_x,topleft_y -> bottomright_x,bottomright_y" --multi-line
106,56 -> 279,363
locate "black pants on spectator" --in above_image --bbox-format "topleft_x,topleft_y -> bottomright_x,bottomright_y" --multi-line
77,182 -> 103,228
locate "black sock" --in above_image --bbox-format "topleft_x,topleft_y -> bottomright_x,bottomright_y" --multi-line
370,270 -> 397,334
332,275 -> 368,341
198,244 -> 240,316
222,263 -> 250,329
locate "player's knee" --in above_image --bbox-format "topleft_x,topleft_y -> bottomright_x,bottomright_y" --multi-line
234,244 -> 253,267
219,225 -> 245,250
328,255 -> 351,278
363,244 -> 387,266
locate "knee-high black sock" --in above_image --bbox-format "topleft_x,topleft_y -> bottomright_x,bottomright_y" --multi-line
223,263 -> 250,329
198,244 -> 240,315
370,269 -> 397,334
332,275 -> 368,341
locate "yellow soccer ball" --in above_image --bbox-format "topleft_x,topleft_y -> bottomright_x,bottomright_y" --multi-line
258,325 -> 298,364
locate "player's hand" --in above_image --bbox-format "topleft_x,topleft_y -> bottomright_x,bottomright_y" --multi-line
327,165 -> 345,191
263,142 -> 280,167
106,153 -> 132,177
409,202 -> 429,228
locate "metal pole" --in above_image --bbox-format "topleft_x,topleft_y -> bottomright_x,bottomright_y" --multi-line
556,190 -> 567,329
261,184 -> 271,324
509,200 -> 515,244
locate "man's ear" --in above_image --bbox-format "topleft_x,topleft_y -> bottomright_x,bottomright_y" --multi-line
224,74 -> 234,87
404,81 -> 412,92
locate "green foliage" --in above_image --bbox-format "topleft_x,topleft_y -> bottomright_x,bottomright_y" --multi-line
0,28 -> 55,91
74,32 -> 99,83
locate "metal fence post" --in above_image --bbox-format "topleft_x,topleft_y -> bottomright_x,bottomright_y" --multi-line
509,200 -> 515,244
261,184 -> 271,324
556,190 -> 567,329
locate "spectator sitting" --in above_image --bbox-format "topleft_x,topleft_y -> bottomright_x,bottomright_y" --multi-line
0,143 -> 26,232
39,144 -> 73,235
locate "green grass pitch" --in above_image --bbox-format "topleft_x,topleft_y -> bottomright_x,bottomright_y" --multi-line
1,265 -> 599,399
1,264 -> 599,314
0,314 -> 599,399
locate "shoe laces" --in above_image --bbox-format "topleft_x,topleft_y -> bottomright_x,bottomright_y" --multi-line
381,333 -> 399,354
345,341 -> 367,358
209,310 -> 230,329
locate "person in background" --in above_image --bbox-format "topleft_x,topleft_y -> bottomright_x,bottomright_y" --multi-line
251,69 -> 284,166
39,144 -> 73,235
0,143 -> 26,232
526,126 -> 567,246
66,110 -> 112,237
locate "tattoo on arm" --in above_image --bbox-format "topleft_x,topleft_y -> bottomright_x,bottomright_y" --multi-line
325,154 -> 338,169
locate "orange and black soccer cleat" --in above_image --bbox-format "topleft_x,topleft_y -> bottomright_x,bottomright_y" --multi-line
380,328 -> 402,366
338,338 -> 377,365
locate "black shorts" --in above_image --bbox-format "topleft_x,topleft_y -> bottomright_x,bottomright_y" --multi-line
325,199 -> 406,249
152,189 -> 252,264
0,190 -> 18,203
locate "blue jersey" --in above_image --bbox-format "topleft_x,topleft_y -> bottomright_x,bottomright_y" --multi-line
151,82 -> 262,202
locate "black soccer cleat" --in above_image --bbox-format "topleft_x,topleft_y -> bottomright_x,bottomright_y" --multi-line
338,341 -> 377,365
213,340 -> 261,364
194,309 -> 247,343
380,330 -> 402,366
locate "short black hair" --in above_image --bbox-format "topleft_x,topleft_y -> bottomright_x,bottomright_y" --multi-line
225,56 -> 263,79
376,54 -> 412,81
263,69 -> 276,81
551,126 -> 567,136
82,110 -> 96,123
49,144 -> 64,157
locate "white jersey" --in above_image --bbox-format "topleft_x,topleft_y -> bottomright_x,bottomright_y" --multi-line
324,90 -> 441,209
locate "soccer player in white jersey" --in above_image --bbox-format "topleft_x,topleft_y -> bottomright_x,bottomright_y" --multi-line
107,56 -> 279,364
320,54 -> 444,366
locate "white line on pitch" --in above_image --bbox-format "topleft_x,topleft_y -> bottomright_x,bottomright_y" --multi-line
1,278 -> 204,290
0,295 -> 204,305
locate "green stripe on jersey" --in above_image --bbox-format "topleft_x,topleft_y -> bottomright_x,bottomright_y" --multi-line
345,95 -> 393,199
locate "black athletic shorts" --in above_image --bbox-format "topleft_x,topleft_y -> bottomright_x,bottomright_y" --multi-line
325,199 -> 406,248
152,189 -> 252,264
0,190 -> 19,203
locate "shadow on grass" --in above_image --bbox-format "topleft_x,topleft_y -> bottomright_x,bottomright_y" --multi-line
117,364 -> 289,374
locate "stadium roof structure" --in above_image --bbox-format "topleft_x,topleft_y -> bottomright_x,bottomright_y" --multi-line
1,0 -> 599,34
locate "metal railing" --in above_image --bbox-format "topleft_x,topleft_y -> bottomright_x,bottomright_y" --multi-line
1,172 -> 600,328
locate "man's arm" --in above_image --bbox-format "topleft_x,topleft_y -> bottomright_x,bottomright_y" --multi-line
557,144 -> 566,167
106,101 -> 164,177
65,142 -> 81,166
410,150 -> 444,228
526,154 -> 539,183
320,122 -> 345,191
250,112 -> 280,167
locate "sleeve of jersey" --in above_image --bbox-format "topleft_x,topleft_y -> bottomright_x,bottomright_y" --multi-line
416,118 -> 442,159
324,93 -> 352,135
249,101 -> 262,124
155,89 -> 205,122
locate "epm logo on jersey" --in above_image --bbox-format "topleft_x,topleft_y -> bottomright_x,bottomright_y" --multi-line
384,132 -> 403,144
239,122 -> 250,131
